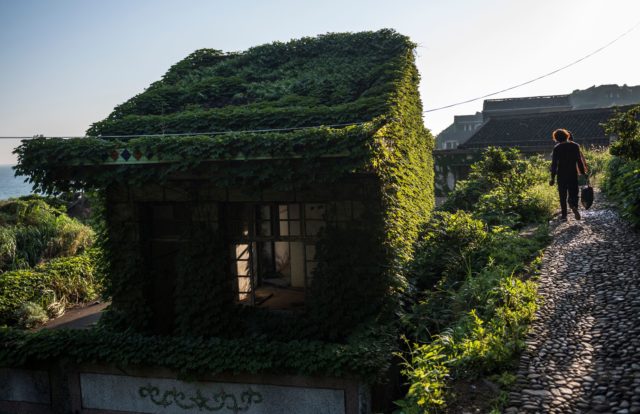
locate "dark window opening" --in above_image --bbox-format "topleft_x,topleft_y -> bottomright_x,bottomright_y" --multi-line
228,203 -> 328,310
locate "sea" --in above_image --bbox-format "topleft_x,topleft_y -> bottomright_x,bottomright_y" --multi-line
0,165 -> 35,200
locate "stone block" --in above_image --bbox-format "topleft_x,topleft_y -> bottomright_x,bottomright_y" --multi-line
0,368 -> 51,405
80,373 -> 346,414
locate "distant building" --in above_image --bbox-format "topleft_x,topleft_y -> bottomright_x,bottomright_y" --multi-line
435,112 -> 483,149
434,84 -> 640,193
435,84 -> 640,149
459,106 -> 624,151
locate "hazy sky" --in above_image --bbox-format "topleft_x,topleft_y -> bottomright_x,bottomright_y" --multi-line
1,0 -> 639,164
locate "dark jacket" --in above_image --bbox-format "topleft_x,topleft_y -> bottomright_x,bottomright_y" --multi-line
550,141 -> 586,182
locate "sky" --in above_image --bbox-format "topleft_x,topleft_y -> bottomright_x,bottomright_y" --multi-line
1,0 -> 639,164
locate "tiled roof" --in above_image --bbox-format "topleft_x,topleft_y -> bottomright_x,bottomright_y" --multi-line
459,106 -> 634,150
483,95 -> 571,113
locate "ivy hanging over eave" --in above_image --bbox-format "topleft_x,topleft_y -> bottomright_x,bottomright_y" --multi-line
13,121 -> 384,195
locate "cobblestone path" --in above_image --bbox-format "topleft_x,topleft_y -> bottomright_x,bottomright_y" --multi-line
506,199 -> 640,414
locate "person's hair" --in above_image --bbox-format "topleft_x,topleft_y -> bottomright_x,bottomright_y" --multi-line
552,129 -> 570,142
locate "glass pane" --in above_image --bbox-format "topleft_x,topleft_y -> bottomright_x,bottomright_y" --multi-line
289,221 -> 301,236
258,242 -> 274,276
279,221 -> 289,236
305,203 -> 325,220
305,244 -> 316,261
306,261 -> 317,279
274,242 -> 291,277
288,204 -> 300,220
236,244 -> 251,260
278,205 -> 288,220
236,261 -> 250,276
290,242 -> 305,288
237,276 -> 251,301
305,220 -> 325,236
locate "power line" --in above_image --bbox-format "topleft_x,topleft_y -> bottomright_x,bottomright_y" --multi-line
0,121 -> 368,140
423,20 -> 640,113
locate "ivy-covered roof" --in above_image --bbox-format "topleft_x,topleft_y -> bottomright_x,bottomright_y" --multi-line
87,29 -> 414,137
15,28 -> 432,218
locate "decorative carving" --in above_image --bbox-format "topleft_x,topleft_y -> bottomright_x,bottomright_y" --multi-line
138,384 -> 263,413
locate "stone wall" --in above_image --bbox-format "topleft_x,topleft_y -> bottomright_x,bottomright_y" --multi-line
0,363 -> 368,414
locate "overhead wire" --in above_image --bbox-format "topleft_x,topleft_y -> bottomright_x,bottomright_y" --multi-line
2,21 -> 639,138
0,121 -> 369,140
423,20 -> 640,113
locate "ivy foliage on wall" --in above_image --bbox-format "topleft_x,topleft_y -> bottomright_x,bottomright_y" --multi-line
0,325 -> 392,382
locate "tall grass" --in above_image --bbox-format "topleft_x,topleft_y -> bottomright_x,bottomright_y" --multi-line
0,198 -> 94,271
0,250 -> 103,327
583,147 -> 612,188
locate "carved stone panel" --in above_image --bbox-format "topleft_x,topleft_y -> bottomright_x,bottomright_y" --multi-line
80,373 -> 346,414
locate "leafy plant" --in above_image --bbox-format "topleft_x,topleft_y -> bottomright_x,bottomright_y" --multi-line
605,105 -> 640,160
0,250 -> 103,325
442,147 -> 555,227
0,198 -> 94,271
601,105 -> 640,226
15,302 -> 49,329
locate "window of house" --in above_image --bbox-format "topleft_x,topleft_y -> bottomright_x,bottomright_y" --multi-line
228,202 -> 333,310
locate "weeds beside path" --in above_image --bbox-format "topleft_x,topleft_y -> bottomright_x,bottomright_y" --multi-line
506,193 -> 640,413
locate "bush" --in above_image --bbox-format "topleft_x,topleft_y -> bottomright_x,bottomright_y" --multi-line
443,148 -> 555,227
399,179 -> 549,412
0,269 -> 47,324
0,250 -> 103,326
0,198 -> 94,271
583,147 -> 612,187
411,211 -> 487,292
15,302 -> 49,329
602,157 -> 640,227
605,105 -> 640,161
601,105 -> 640,226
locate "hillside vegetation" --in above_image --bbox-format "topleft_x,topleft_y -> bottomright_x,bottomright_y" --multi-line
0,196 -> 102,328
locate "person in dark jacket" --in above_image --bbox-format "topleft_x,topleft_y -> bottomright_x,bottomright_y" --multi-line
549,128 -> 587,220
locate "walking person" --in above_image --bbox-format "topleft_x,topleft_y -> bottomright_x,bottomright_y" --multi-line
549,128 -> 587,220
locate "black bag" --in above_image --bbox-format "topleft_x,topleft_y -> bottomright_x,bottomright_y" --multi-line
581,178 -> 594,210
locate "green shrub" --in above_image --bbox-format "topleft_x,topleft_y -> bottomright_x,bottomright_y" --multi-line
603,157 -> 640,227
411,211 -> 487,292
396,341 -> 449,412
583,147 -> 612,187
398,267 -> 539,412
0,199 -> 94,271
0,250 -> 103,326
399,212 -> 547,411
0,269 -> 48,324
605,105 -> 640,161
601,105 -> 640,226
406,224 -> 546,342
443,148 -> 555,227
42,253 -> 103,306
16,302 -> 49,329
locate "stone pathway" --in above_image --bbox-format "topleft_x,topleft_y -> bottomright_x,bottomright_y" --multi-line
506,197 -> 640,414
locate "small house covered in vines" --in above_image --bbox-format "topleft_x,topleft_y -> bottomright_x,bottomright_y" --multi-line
16,30 -> 434,340
7,29 -> 435,414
